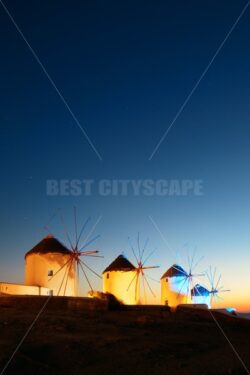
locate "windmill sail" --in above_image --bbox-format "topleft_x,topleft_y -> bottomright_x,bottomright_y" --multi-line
206,266 -> 230,307
47,208 -> 102,296
127,233 -> 159,304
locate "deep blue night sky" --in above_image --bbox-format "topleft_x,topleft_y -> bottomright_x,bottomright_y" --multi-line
0,0 -> 250,309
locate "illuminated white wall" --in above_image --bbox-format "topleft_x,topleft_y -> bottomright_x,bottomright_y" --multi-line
192,294 -> 211,308
161,276 -> 190,307
103,270 -> 139,305
25,253 -> 76,296
0,283 -> 50,296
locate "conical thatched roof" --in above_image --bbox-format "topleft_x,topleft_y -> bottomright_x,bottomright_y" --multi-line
25,235 -> 71,258
103,254 -> 135,273
161,264 -> 188,279
191,284 -> 210,297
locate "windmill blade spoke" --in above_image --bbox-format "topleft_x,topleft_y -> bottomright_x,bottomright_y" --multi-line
192,256 -> 204,272
212,267 -> 217,289
137,232 -> 141,262
207,273 -> 213,288
177,276 -> 189,297
135,273 -> 139,302
140,238 -> 149,264
205,270 -> 210,284
209,266 -> 214,286
195,285 -> 203,297
142,265 -> 159,270
210,291 -> 215,299
208,266 -> 213,287
190,249 -> 196,272
143,274 -> 156,298
142,272 -> 147,304
128,234 -> 158,301
63,259 -> 73,296
43,225 -> 53,235
128,237 -> 139,264
145,275 -> 160,283
80,235 -> 100,251
80,250 -> 99,255
59,210 -> 74,250
57,260 -> 71,296
215,274 -> 222,290
192,273 -> 205,277
175,250 -> 182,268
187,252 -> 192,273
44,208 -> 61,235
172,265 -> 185,273
79,261 -> 93,292
187,276 -> 195,302
76,216 -> 91,248
76,262 -> 80,296
57,269 -> 67,296
80,259 -> 102,279
48,257 -> 72,281
142,248 -> 157,266
127,272 -> 138,292
74,206 -> 78,246
80,215 -> 102,251
206,267 -> 213,287
171,264 -> 187,276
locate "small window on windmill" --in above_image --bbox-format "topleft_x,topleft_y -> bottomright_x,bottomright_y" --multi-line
107,273 -> 109,279
48,270 -> 53,277
166,278 -> 168,283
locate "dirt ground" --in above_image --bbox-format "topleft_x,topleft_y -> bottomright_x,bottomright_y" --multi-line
0,297 -> 250,375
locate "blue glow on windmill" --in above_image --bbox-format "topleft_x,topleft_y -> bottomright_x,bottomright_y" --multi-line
191,284 -> 211,308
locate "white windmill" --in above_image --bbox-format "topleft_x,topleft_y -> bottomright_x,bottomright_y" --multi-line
176,250 -> 205,303
161,250 -> 205,307
191,284 -> 211,307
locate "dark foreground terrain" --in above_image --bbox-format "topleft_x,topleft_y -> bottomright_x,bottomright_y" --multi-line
0,296 -> 249,375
